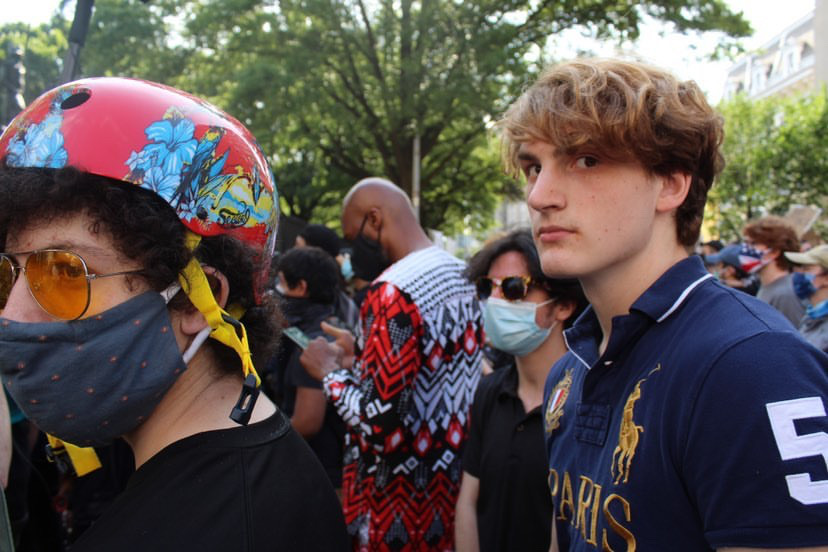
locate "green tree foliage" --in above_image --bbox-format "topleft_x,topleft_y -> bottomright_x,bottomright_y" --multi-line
81,0 -> 186,83
0,19 -> 68,108
712,89 -> 828,240
3,0 -> 750,233
193,0 -> 749,232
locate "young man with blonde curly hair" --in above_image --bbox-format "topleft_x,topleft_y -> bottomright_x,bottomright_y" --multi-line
500,58 -> 828,551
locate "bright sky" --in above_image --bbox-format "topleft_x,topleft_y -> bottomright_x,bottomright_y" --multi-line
3,0 -> 65,26
594,0 -> 816,103
1,0 -> 817,104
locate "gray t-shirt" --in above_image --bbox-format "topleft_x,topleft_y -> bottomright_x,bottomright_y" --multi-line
799,315 -> 828,353
756,273 -> 805,327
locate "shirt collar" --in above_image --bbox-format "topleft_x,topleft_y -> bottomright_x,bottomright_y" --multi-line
563,256 -> 712,369
497,362 -> 520,399
562,307 -> 602,370
629,256 -> 713,323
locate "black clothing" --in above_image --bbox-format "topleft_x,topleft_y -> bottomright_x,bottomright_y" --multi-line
462,363 -> 552,552
334,291 -> 359,333
351,285 -> 369,310
267,297 -> 345,487
72,410 -> 348,551
482,344 -> 513,371
8,425 -> 63,551
66,440 -> 134,542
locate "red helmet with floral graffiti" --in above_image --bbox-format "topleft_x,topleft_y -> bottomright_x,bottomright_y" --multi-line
0,77 -> 278,294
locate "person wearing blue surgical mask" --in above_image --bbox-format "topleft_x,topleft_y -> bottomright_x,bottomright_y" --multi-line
455,229 -> 587,552
784,244 -> 828,352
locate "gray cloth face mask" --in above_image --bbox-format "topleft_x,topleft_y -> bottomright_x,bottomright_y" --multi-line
0,290 -> 193,447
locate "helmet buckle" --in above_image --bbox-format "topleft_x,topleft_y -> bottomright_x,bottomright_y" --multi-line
230,373 -> 260,425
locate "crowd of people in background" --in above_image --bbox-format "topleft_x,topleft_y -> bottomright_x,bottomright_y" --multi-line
697,214 -> 828,352
0,56 -> 825,552
268,198 -> 828,550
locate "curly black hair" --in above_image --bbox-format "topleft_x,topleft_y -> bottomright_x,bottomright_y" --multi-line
0,166 -> 281,374
278,246 -> 341,305
297,224 -> 342,258
465,228 -> 587,327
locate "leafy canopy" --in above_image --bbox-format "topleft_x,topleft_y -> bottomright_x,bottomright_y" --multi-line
2,0 -> 750,233
711,89 -> 828,241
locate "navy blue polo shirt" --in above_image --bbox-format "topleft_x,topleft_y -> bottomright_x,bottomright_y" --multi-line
543,256 -> 828,550
463,363 -> 552,552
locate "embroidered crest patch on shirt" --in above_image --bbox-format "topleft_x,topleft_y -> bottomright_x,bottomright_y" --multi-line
545,369 -> 573,435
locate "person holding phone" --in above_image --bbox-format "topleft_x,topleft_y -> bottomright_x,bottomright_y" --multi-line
268,246 -> 346,490
300,178 -> 484,550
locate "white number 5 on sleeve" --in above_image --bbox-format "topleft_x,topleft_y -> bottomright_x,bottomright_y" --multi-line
766,397 -> 828,505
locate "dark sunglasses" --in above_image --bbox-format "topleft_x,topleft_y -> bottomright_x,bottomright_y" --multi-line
0,249 -> 144,320
475,275 -> 537,302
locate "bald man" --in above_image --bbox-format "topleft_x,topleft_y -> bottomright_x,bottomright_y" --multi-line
302,178 -> 484,551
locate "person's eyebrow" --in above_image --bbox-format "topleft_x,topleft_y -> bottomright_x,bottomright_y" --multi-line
516,151 -> 539,163
517,144 -> 571,163
6,242 -> 115,260
51,242 -> 113,257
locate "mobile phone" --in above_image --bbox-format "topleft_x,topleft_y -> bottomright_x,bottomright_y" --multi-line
325,316 -> 347,330
283,326 -> 310,349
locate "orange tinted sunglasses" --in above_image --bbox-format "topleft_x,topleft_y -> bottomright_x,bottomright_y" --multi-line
0,249 -> 144,320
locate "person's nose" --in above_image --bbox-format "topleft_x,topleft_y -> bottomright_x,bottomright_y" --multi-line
2,272 -> 50,323
527,168 -> 565,213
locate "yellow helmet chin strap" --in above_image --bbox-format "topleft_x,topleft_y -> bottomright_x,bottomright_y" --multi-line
45,434 -> 101,477
179,232 -> 261,425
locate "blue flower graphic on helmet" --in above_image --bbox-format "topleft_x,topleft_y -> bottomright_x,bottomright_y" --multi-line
144,112 -> 198,175
143,166 -> 179,202
126,108 -> 197,175
125,149 -> 153,173
124,107 -> 274,231
5,99 -> 68,169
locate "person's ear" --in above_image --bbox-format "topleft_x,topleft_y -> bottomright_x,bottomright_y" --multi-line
365,207 -> 383,236
552,299 -> 576,324
294,279 -> 308,297
537,298 -> 576,328
179,266 -> 230,336
656,172 -> 692,214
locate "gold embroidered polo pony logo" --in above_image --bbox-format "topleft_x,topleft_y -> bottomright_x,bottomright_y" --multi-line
611,364 -> 661,485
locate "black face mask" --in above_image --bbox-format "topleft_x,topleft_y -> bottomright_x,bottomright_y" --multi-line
350,215 -> 390,281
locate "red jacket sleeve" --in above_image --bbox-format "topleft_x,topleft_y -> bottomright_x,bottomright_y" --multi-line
323,282 -> 424,451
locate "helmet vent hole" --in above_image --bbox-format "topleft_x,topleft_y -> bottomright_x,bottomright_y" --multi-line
60,91 -> 91,110
196,207 -> 208,220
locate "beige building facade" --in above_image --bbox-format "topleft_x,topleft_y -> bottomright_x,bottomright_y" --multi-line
723,1 -> 826,101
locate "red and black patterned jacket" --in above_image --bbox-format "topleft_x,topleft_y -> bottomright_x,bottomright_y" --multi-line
323,245 -> 483,551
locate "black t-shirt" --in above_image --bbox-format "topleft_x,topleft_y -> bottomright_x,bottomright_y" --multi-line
463,364 -> 552,552
279,335 -> 346,487
72,409 -> 349,551
266,298 -> 345,487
